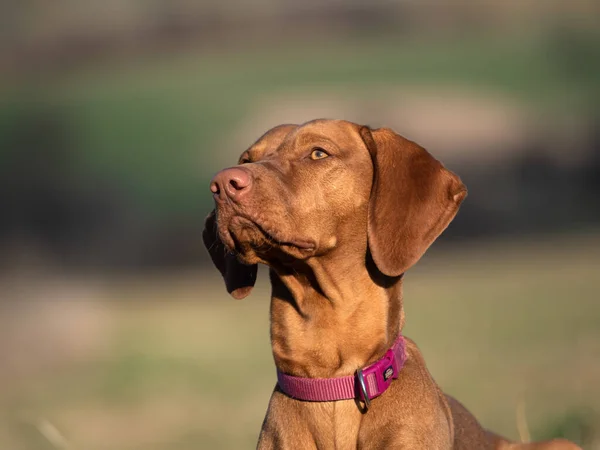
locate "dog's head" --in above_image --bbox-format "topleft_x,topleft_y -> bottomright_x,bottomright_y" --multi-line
203,119 -> 466,298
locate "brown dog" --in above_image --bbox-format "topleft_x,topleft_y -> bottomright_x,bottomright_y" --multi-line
203,120 -> 580,449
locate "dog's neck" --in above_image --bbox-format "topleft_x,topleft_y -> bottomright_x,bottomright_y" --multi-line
268,251 -> 404,379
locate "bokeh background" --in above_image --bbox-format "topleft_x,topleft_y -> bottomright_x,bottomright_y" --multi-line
1,1 -> 600,449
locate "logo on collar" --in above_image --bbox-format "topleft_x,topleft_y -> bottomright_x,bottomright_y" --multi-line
383,366 -> 394,381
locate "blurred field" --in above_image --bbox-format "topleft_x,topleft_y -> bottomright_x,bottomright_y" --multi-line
1,3 -> 599,449
1,232 -> 599,449
3,33 -> 598,217
3,28 -> 599,268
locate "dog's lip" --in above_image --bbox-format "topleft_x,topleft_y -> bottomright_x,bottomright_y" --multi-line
277,238 -> 316,250
229,215 -> 316,251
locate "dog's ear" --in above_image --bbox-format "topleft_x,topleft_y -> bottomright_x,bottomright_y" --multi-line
360,126 -> 467,277
202,210 -> 257,299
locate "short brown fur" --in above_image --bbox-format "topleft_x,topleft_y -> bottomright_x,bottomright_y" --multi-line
203,120 -> 580,450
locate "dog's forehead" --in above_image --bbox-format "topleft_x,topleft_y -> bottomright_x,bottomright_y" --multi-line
241,120 -> 364,163
241,124 -> 297,162
291,119 -> 361,148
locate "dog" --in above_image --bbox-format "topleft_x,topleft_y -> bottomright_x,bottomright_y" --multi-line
203,119 -> 580,449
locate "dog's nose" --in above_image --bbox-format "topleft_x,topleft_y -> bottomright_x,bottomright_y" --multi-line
210,167 -> 253,202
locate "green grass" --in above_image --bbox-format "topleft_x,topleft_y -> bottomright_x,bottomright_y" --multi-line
0,232 -> 599,449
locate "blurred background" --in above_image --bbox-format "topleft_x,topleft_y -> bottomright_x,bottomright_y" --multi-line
1,0 -> 599,448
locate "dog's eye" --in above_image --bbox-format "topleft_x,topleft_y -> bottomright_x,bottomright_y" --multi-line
239,151 -> 252,164
310,148 -> 329,160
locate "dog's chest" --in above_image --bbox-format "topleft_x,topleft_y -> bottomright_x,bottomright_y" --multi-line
330,401 -> 362,449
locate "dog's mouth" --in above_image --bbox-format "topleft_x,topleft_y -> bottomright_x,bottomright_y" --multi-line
220,214 -> 316,261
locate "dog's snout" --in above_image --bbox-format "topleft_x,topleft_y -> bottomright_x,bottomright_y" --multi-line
210,167 -> 253,202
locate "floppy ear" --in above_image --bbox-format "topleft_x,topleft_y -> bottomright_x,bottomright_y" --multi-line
360,126 -> 467,277
202,210 -> 257,299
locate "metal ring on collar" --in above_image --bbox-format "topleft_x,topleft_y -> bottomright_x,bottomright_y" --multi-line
356,368 -> 371,409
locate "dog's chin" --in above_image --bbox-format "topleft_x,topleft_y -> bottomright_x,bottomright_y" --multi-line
219,215 -> 317,264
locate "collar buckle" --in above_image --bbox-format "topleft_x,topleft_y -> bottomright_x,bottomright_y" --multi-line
355,346 -> 401,407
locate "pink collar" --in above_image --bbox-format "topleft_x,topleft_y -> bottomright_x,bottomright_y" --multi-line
276,335 -> 406,408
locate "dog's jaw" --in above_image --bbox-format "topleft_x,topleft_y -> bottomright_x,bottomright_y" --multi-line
215,211 -> 318,266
